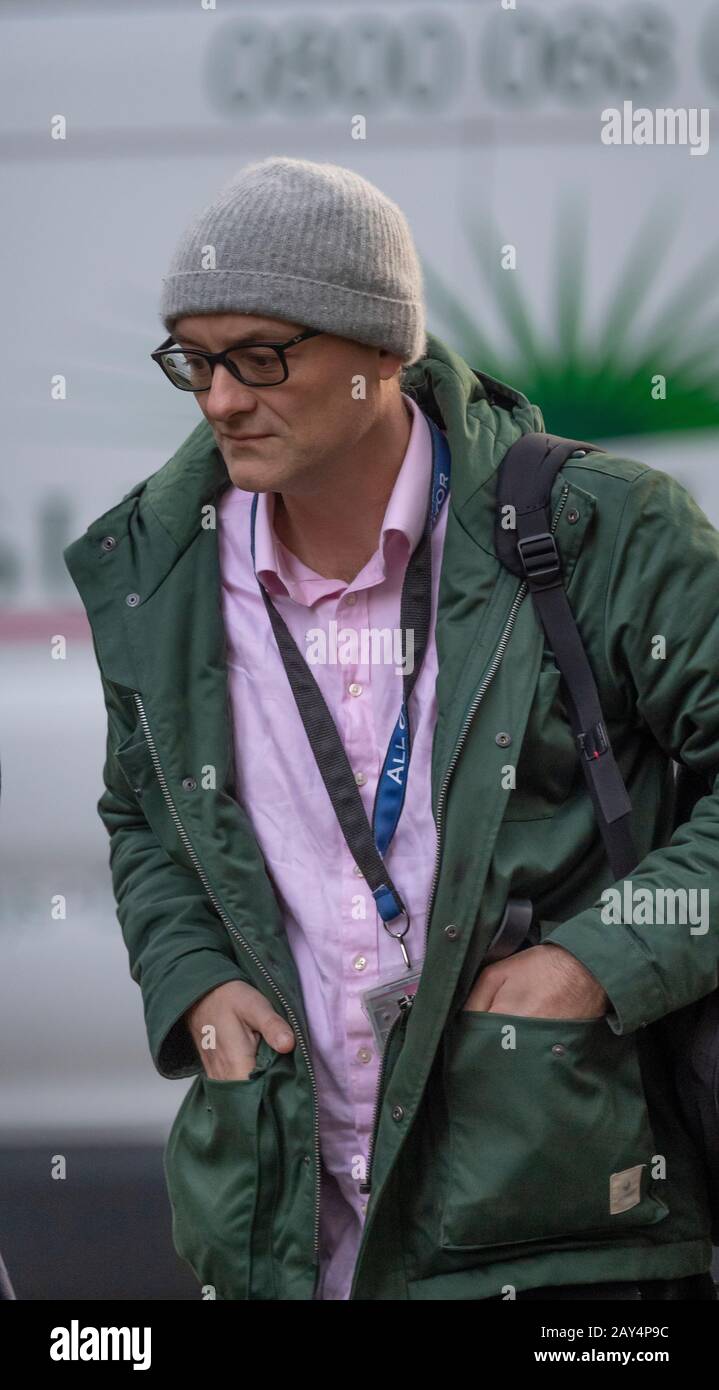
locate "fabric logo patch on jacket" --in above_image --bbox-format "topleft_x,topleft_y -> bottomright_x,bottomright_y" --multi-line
609,1164 -> 644,1214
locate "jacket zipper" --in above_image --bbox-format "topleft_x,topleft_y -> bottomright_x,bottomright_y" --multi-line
132,692 -> 322,1271
360,483 -> 570,1197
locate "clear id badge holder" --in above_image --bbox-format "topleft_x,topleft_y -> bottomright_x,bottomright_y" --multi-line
359,964 -> 423,1051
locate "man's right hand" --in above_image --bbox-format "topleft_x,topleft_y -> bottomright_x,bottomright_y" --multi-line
184,980 -> 296,1081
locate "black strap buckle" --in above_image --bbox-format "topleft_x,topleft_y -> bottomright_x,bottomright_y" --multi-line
577,720 -> 609,762
517,531 -> 561,586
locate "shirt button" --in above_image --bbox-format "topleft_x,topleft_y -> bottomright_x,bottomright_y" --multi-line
353,865 -> 364,877
356,1046 -> 372,1063
354,771 -> 367,786
353,955 -> 368,971
345,592 -> 358,606
348,682 -> 363,697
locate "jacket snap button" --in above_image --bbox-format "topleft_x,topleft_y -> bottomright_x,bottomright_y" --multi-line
125,592 -> 140,607
551,1043 -> 567,1056
100,535 -> 117,551
571,449 -> 587,458
303,1154 -> 311,1166
567,509 -> 580,524
391,1105 -> 405,1122
495,731 -> 511,747
182,776 -> 197,792
444,924 -> 459,940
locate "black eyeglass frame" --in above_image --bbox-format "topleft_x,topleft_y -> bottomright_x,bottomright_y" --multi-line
150,327 -> 324,390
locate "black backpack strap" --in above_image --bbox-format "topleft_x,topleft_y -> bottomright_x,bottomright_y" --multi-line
495,432 -> 639,881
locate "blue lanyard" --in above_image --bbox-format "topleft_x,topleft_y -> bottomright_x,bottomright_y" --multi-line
371,420 -> 450,858
249,411 -> 451,962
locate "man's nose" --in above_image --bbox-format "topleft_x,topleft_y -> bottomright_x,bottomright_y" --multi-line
203,364 -> 259,421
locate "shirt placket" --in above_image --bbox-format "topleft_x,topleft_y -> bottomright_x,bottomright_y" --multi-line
332,583 -> 386,1200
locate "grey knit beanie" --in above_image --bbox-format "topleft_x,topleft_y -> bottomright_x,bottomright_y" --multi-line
159,156 -> 426,366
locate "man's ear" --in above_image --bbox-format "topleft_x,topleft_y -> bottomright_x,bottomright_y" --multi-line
377,347 -> 404,381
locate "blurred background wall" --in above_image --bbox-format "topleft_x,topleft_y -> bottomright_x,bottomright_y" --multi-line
1,0 -> 717,1297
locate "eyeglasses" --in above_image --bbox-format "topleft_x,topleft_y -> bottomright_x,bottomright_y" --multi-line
150,327 -> 324,391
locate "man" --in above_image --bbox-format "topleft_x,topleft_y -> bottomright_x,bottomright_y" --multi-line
64,156 -> 719,1301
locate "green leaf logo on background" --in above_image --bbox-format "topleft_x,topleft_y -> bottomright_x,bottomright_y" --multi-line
423,196 -> 719,440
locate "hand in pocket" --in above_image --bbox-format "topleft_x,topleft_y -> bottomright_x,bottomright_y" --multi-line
185,979 -> 296,1080
463,941 -> 609,1021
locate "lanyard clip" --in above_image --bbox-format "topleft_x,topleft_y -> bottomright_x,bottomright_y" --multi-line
372,883 -> 412,969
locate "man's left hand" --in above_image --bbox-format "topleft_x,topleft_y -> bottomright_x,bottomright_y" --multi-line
463,942 -> 609,1020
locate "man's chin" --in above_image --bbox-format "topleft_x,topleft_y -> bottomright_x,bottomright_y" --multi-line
223,454 -> 285,492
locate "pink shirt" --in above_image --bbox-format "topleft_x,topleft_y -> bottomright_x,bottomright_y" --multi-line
218,394 -> 449,1299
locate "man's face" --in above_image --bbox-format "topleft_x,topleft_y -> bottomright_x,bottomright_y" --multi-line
171,312 -> 404,495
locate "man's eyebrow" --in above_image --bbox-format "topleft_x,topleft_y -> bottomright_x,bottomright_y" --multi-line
175,327 -> 288,347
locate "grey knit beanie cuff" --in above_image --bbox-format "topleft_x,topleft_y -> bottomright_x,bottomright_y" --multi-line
159,157 -> 427,366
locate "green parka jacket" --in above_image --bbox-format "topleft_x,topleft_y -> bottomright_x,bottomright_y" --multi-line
63,333 -> 719,1300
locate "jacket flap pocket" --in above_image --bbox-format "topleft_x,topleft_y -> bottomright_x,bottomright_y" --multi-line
164,1070 -> 276,1299
440,1011 -> 669,1250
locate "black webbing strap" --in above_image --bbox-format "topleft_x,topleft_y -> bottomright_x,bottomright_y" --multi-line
495,432 -> 639,881
255,468 -> 434,925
